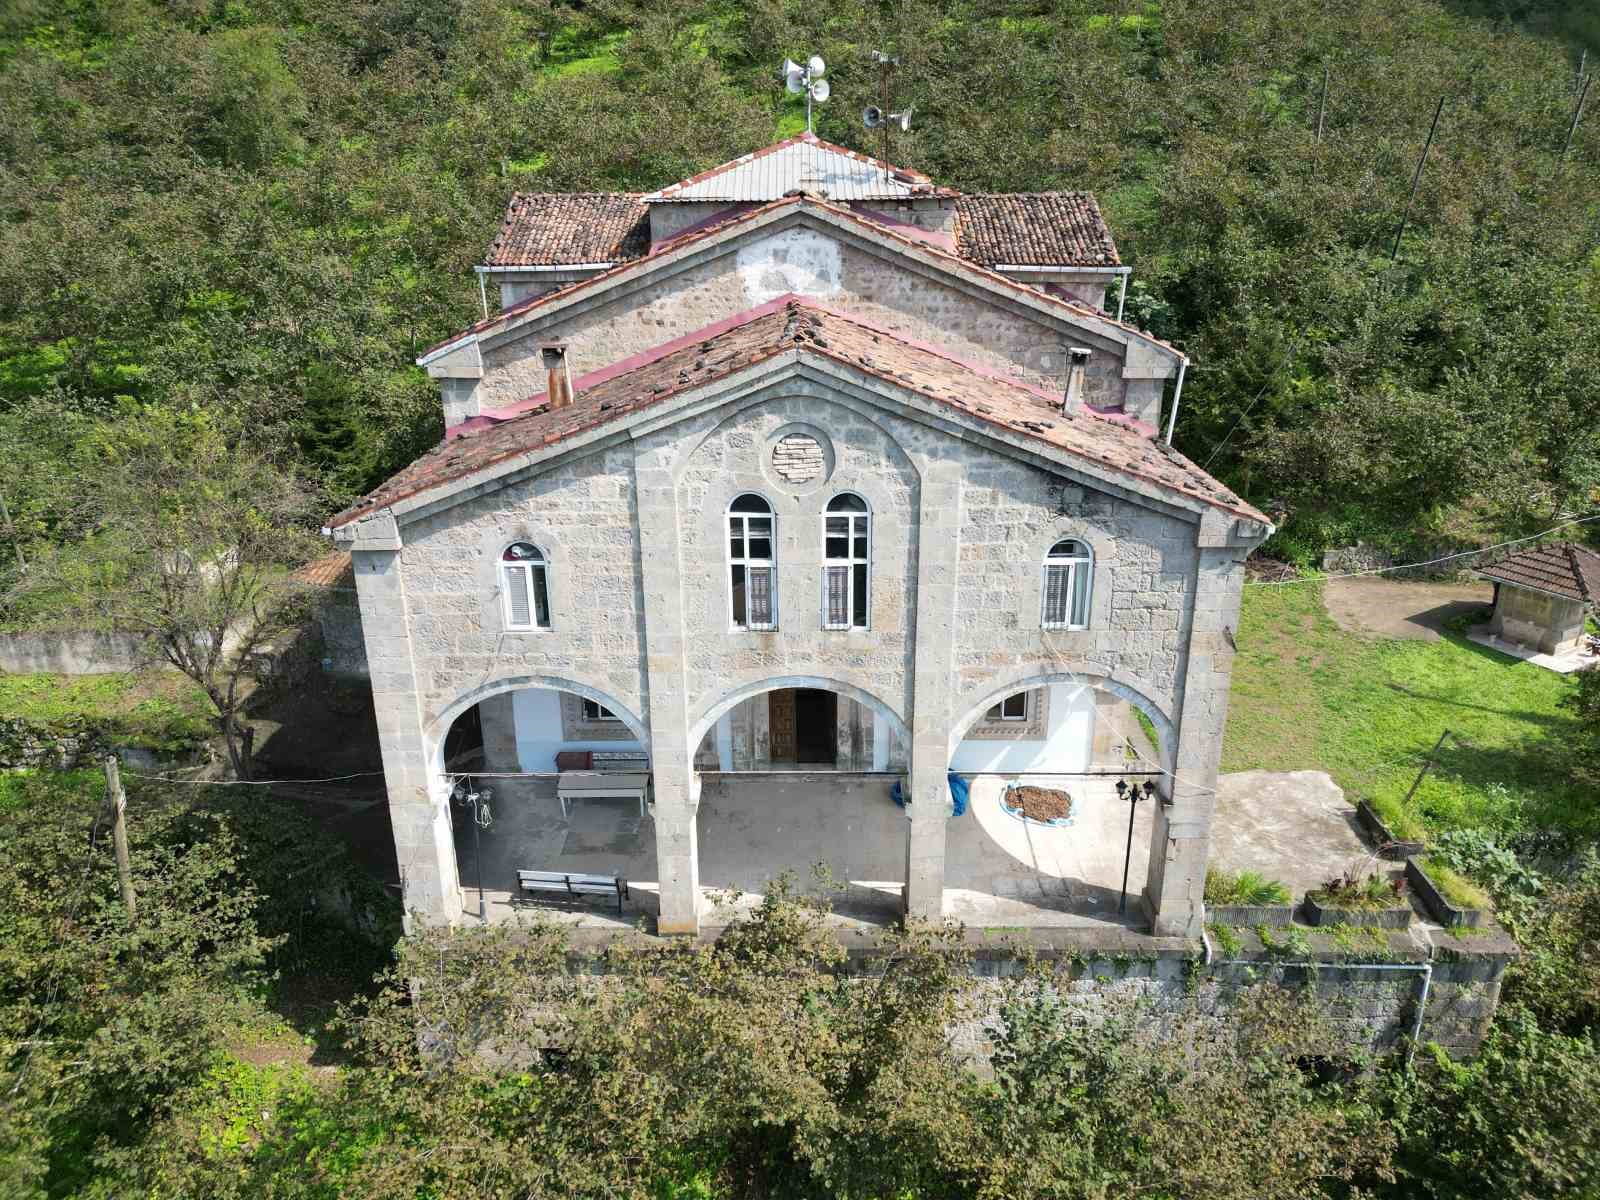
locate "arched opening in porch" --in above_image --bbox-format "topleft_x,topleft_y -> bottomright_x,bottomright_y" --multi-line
427,679 -> 656,925
687,678 -> 911,924
940,672 -> 1174,928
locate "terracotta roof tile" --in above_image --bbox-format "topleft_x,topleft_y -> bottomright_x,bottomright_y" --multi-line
342,299 -> 1258,529
1475,541 -> 1600,606
956,193 -> 1120,267
292,551 -> 355,589
484,193 -> 650,266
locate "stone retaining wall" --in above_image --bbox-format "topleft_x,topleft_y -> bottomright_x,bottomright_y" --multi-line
0,631 -> 152,675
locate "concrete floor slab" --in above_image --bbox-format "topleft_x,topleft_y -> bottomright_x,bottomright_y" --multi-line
1467,625 -> 1599,675
451,771 -> 1158,932
1208,769 -> 1370,900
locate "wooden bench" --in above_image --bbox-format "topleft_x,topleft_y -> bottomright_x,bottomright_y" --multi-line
516,869 -> 629,914
556,768 -> 651,819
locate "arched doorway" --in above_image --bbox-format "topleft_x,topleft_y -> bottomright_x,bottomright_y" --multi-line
688,678 -> 911,924
940,672 -> 1174,928
427,680 -> 656,925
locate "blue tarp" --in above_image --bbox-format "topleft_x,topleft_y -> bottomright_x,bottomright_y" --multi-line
891,772 -> 969,817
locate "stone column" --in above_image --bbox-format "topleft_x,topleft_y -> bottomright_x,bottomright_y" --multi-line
1144,516 -> 1251,937
904,462 -> 962,921
349,520 -> 463,928
632,438 -> 700,935
477,691 -> 521,773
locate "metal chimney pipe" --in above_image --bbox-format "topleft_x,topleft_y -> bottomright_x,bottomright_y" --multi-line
540,343 -> 573,409
1062,347 -> 1092,416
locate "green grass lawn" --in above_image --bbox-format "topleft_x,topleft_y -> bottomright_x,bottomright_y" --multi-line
1223,581 -> 1587,840
0,670 -> 214,748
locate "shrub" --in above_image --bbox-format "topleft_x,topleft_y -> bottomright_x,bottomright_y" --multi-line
1205,867 -> 1292,906
1310,869 -> 1407,910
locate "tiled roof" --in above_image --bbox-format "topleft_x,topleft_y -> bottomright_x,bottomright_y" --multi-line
1475,541 -> 1600,606
292,551 -> 355,589
339,298 -> 1259,529
641,133 -> 947,202
435,193 -> 1177,366
957,193 -> 1121,268
483,193 -> 650,267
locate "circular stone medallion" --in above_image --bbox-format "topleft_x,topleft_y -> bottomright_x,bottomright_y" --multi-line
770,432 -> 826,484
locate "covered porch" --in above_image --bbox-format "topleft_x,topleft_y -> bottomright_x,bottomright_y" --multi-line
448,769 -> 1153,932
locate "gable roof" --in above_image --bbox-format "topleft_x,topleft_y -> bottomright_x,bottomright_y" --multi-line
641,133 -> 949,203
340,297 -> 1259,530
957,193 -> 1121,268
433,194 -> 1176,367
1475,541 -> 1600,606
484,193 -> 649,267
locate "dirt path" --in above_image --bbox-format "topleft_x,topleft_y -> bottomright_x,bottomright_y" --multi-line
1322,577 -> 1491,642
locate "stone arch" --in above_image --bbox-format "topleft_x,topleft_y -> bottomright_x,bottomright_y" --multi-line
949,668 -> 1175,771
424,674 -> 650,776
689,674 -> 910,751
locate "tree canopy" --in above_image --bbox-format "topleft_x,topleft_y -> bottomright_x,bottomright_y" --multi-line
1,0 -> 1597,588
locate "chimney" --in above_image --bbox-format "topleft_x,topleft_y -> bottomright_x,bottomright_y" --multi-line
541,343 -> 574,409
1062,347 -> 1092,416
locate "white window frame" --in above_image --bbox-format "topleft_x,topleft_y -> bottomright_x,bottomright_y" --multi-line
727,494 -> 778,632
581,699 -> 622,722
821,494 -> 870,631
986,692 -> 1030,722
1041,539 -> 1093,630
500,542 -> 551,631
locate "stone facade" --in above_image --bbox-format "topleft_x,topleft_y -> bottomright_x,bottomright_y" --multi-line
1490,583 -> 1587,654
341,162 -> 1269,939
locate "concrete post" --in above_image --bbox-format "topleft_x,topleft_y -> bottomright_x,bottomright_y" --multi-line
904,463 -> 962,921
632,438 -> 700,934
1144,538 -> 1244,937
350,538 -> 463,928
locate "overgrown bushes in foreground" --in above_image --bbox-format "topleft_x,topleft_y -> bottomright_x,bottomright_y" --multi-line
4,776 -> 1600,1198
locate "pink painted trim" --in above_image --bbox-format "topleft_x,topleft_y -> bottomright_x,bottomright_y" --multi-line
448,294 -> 1157,441
450,295 -> 808,433
848,204 -> 956,253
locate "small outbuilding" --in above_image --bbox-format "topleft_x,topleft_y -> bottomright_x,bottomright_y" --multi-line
1473,540 -> 1598,657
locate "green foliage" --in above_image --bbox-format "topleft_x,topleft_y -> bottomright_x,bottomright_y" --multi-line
1428,828 -> 1544,901
0,671 -> 214,749
1380,1008 -> 1600,1199
1205,866 -> 1293,906
1226,580 -> 1588,838
1310,869 -> 1408,910
1417,855 -> 1493,911
1500,851 -> 1600,1035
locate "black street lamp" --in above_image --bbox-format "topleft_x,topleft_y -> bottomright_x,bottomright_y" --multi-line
451,777 -> 494,922
1115,778 -> 1160,915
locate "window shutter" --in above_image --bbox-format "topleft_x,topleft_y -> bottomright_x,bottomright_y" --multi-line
825,565 -> 849,627
748,567 -> 773,627
1043,564 -> 1069,626
1070,559 -> 1091,625
505,564 -> 532,627
532,566 -> 551,628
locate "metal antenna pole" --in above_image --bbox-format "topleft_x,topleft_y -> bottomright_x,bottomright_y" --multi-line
1391,96 -> 1445,262
1315,63 -> 1329,144
1559,72 -> 1592,171
880,55 -> 892,162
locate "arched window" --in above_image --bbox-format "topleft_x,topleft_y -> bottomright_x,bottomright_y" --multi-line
1041,538 -> 1092,630
727,494 -> 776,630
500,542 -> 551,630
822,493 -> 869,630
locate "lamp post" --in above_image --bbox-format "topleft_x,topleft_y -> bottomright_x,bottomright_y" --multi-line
451,777 -> 494,922
1115,779 -> 1159,915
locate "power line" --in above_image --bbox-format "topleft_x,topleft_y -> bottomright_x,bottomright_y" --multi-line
119,768 -> 386,786
1245,511 -> 1600,587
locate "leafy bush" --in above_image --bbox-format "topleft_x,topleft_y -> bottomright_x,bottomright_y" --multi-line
1310,869 -> 1407,910
1204,867 -> 1292,906
1427,829 -> 1543,902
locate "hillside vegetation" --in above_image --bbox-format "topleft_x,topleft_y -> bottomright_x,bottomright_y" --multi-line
0,0 -> 1597,588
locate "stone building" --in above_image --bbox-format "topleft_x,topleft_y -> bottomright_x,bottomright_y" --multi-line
1474,540 -> 1598,656
327,135 -> 1272,937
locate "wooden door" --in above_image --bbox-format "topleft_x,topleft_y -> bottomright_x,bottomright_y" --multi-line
768,689 -> 796,762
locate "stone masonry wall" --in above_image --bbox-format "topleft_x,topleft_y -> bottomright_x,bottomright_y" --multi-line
395,444 -> 650,739
953,463 -> 1197,731
477,221 -> 1127,413
669,388 -> 921,729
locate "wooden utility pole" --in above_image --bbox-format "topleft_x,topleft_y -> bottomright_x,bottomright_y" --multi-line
103,756 -> 137,922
